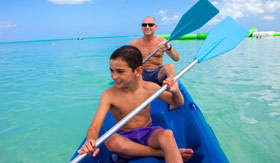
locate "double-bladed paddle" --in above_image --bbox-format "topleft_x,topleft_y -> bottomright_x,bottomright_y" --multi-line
142,0 -> 219,64
71,16 -> 248,163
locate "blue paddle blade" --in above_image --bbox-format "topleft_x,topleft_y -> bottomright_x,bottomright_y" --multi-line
169,0 -> 219,41
194,17 -> 249,63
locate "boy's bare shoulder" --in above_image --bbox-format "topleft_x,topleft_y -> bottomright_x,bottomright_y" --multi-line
102,86 -> 116,98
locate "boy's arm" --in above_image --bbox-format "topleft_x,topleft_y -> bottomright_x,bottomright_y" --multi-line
154,76 -> 184,108
86,91 -> 110,139
78,90 -> 111,156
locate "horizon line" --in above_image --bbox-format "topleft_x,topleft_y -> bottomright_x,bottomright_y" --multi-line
0,35 -> 141,45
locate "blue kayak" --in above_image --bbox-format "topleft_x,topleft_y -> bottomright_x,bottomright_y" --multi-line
70,82 -> 229,163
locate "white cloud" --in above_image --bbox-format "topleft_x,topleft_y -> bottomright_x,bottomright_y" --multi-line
212,1 -> 219,6
0,22 -> 16,29
157,9 -> 179,25
158,9 -> 165,15
48,0 -> 91,5
208,0 -> 280,25
263,15 -> 274,20
265,1 -> 280,12
172,15 -> 179,20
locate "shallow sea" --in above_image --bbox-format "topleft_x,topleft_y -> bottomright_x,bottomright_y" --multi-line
0,37 -> 279,162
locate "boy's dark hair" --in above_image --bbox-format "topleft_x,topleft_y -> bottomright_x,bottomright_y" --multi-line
110,45 -> 143,71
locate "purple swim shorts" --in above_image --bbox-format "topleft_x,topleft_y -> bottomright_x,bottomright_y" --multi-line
117,123 -> 164,145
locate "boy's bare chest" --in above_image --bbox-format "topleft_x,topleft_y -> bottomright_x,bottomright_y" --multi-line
111,90 -> 151,113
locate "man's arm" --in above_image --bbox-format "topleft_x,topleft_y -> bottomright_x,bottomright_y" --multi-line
159,39 -> 180,61
130,39 -> 138,47
78,90 -> 111,156
165,43 -> 180,61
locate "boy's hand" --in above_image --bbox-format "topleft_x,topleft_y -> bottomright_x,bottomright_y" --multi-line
78,139 -> 100,157
163,75 -> 184,108
162,75 -> 179,93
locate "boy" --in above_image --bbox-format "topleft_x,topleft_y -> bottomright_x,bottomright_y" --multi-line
78,46 -> 193,162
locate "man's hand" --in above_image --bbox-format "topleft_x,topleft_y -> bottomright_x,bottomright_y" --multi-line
159,41 -> 172,52
78,139 -> 100,157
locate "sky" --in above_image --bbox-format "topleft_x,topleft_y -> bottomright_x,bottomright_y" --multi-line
0,0 -> 279,42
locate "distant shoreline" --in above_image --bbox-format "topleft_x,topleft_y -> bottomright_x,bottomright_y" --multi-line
0,35 -> 138,45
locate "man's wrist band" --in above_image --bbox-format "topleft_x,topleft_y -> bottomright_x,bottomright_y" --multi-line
167,44 -> 172,51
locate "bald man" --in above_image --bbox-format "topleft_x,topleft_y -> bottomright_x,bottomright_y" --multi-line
131,16 -> 180,86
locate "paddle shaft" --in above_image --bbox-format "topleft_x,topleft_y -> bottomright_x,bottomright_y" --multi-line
71,59 -> 198,163
142,40 -> 169,64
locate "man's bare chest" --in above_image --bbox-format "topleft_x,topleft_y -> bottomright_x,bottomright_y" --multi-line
140,46 -> 163,58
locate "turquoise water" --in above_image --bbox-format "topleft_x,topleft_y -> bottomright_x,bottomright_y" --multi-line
0,37 -> 279,162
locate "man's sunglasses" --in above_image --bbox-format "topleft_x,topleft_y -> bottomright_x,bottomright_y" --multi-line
142,23 -> 155,27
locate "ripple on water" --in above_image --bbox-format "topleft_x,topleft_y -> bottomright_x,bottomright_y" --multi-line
240,111 -> 258,124
269,112 -> 280,118
0,126 -> 17,135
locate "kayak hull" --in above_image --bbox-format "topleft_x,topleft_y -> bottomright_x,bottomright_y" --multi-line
71,82 -> 229,163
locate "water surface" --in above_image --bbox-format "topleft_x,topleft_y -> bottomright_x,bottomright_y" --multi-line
0,37 -> 279,162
